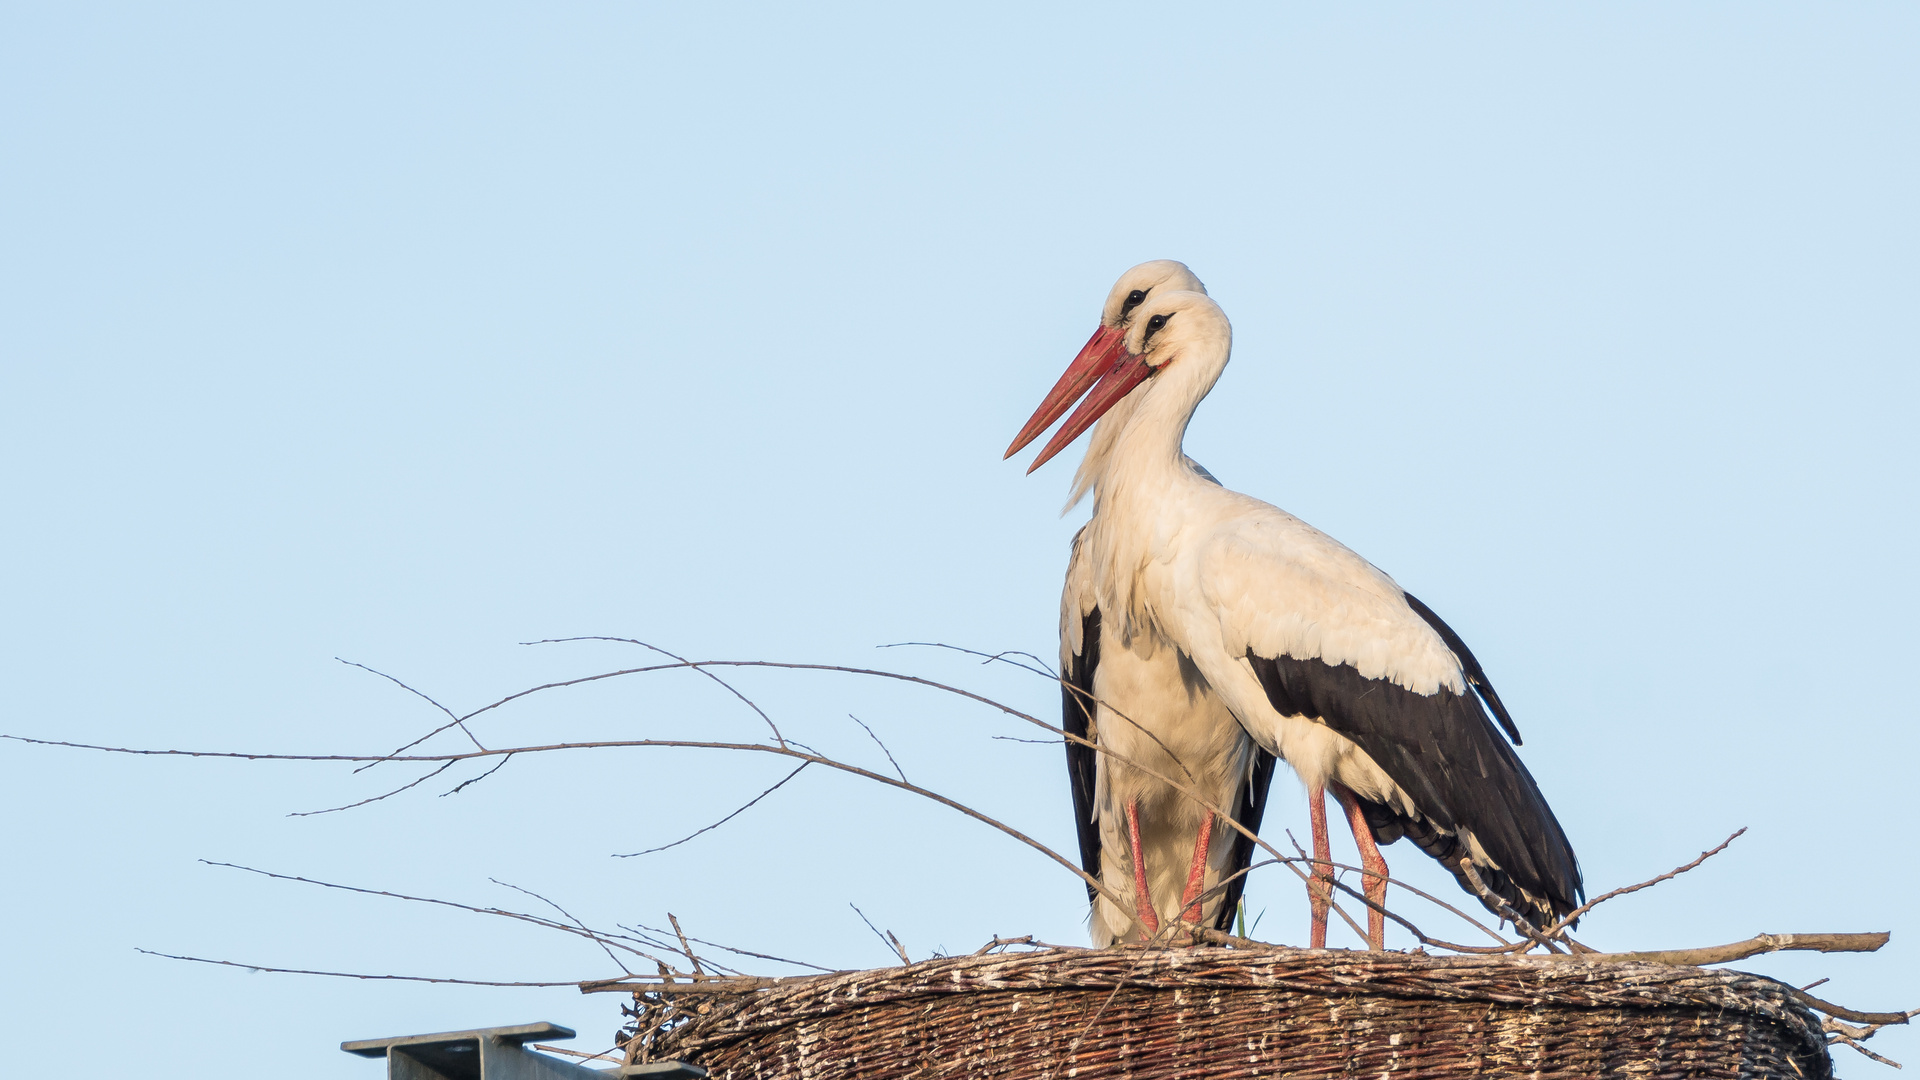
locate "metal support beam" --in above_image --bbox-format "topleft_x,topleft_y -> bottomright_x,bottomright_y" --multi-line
344,1022 -> 704,1080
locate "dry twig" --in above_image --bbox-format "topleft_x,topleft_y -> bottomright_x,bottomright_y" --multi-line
138,949 -> 578,987
1539,828 -> 1747,938
201,861 -> 684,972
1549,932 -> 1892,969
1455,858 -> 1564,954
292,759 -> 459,816
616,762 -> 810,858
337,658 -> 486,760
971,935 -> 1040,956
850,903 -> 911,965
621,921 -> 832,974
666,914 -> 706,977
492,877 -> 634,976
531,1044 -> 623,1064
848,714 -> 908,783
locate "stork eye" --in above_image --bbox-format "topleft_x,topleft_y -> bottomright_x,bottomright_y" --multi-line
1143,312 -> 1172,344
1121,289 -> 1149,316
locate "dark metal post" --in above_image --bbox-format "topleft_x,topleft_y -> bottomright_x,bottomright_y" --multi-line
343,1021 -> 704,1079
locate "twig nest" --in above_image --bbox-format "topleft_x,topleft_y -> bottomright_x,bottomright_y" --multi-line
641,946 -> 1831,1079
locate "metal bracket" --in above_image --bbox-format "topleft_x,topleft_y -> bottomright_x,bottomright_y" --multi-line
343,1022 -> 705,1080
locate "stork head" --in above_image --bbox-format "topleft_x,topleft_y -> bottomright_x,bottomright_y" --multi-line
1004,260 -> 1207,460
1096,259 -> 1208,330
1024,290 -> 1231,472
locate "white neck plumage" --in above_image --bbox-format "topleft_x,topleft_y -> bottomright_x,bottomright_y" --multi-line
1074,348 -> 1231,642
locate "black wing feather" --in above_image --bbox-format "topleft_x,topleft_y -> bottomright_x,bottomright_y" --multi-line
1211,742 -> 1277,932
1402,591 -> 1521,745
1064,606 -> 1103,903
1247,651 -> 1582,925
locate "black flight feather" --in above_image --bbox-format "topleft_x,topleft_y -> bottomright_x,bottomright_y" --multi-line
1246,652 -> 1583,926
1402,591 -> 1521,745
1214,739 -> 1277,932
1063,606 -> 1103,902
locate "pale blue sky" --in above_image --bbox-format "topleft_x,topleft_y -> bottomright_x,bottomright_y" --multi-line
3,4 -> 1916,1076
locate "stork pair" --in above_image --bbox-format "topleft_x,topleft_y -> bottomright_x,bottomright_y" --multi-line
1006,263 -> 1582,949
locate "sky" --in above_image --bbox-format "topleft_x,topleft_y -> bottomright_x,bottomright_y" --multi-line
2,3 -> 1916,1075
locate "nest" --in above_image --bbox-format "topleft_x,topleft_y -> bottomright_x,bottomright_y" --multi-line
633,946 -> 1831,1079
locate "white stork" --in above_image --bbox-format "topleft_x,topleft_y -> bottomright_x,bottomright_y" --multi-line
1008,261 -> 1278,947
1009,269 -> 1582,949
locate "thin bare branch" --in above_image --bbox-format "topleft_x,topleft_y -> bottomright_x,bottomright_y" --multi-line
522,637 -> 789,748
531,1045 -> 623,1064
882,641 -> 1059,680
1,734 -> 374,760
336,658 -> 485,765
200,861 -> 679,970
1455,859 -> 1563,954
850,903 -> 911,965
848,714 -> 907,783
607,924 -> 744,976
1540,828 -> 1747,938
138,949 -> 579,987
581,972 -> 814,994
622,922 -> 834,974
666,914 -> 705,977
1825,1012 -> 1919,1046
1830,1036 -> 1903,1070
1794,990 -> 1915,1027
290,760 -> 459,817
443,753 -> 513,797
616,763 -> 809,858
491,878 -> 632,976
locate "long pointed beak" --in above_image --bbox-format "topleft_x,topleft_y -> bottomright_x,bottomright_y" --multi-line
1004,324 -> 1126,459
1025,348 -> 1154,473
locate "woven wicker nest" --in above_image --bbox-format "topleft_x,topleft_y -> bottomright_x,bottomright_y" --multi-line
639,946 -> 1831,1079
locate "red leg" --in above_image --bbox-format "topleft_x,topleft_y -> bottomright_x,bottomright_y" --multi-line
1178,811 -> 1217,925
1125,799 -> 1160,940
1307,784 -> 1332,948
1334,784 -> 1389,951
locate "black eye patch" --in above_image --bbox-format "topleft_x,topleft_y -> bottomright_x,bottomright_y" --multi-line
1143,312 -> 1173,344
1121,289 -> 1149,316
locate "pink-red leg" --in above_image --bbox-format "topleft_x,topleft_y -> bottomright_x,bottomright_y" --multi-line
1125,799 -> 1160,940
1333,784 -> 1389,951
1178,810 -> 1217,925
1307,784 -> 1333,948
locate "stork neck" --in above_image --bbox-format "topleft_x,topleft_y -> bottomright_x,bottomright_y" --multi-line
1078,392 -> 1206,643
1069,324 -> 1230,516
1091,378 -> 1204,510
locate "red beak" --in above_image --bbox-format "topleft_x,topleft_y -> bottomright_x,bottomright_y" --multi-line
1025,347 -> 1154,473
1004,324 -> 1126,460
